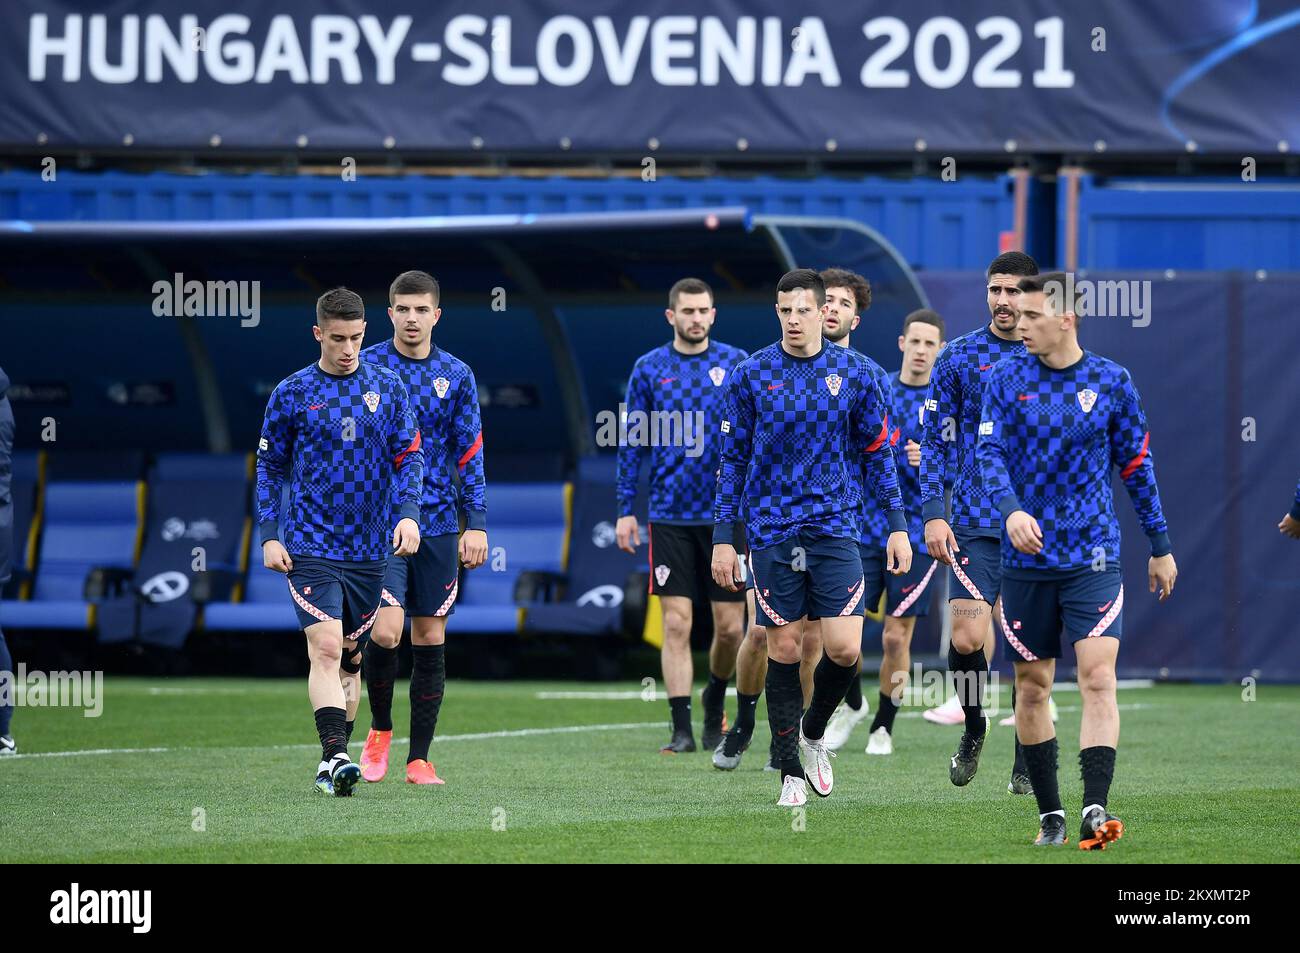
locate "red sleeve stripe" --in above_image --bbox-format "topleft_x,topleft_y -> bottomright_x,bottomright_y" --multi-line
393,429 -> 421,471
1120,431 -> 1150,480
865,415 -> 889,453
889,427 -> 901,447
458,431 -> 483,471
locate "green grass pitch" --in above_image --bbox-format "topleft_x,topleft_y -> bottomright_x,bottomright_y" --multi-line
2,678 -> 1296,863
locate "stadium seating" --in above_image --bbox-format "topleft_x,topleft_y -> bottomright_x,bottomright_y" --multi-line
455,482 -> 570,634
98,454 -> 251,646
1,450 -> 42,600
1,479 -> 143,629
520,456 -> 644,638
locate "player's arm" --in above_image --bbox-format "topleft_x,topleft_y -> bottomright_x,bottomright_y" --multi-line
615,361 -> 650,553
855,373 -> 911,575
920,350 -> 959,563
388,384 -> 424,557
255,382 -> 295,572
1109,371 -> 1176,598
711,366 -> 753,590
452,369 -> 488,568
978,370 -> 1041,556
1279,477 -> 1300,539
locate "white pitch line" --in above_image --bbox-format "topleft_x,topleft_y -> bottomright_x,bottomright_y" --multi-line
537,681 -> 1154,701
2,721 -> 664,761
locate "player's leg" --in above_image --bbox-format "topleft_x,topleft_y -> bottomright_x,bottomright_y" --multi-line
800,620 -> 822,707
798,536 -> 870,797
360,604 -> 402,781
750,540 -> 810,803
659,595 -> 695,752
305,619 -> 361,796
0,622 -> 14,754
713,587 -> 765,769
402,532 -> 459,783
1065,566 -> 1125,849
339,639 -> 363,748
824,543 -> 883,749
866,616 -> 916,755
702,598 -> 745,750
406,615 -> 448,784
944,536 -> 1002,783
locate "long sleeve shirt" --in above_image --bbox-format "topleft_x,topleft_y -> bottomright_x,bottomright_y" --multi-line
977,350 -> 1170,572
362,340 -> 486,536
256,361 -> 423,561
714,341 -> 906,552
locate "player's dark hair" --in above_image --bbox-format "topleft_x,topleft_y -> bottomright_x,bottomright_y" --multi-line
819,267 -> 872,314
902,308 -> 946,340
389,270 -> 440,307
316,287 -> 365,325
668,277 -> 713,310
986,251 -> 1039,279
1018,271 -> 1083,322
776,268 -> 825,306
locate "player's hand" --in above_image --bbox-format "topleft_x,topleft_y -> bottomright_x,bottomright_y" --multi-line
262,540 -> 293,573
885,531 -> 912,575
459,529 -> 488,569
1148,553 -> 1177,601
1006,511 -> 1043,556
392,517 -> 421,557
711,543 -> 742,592
1279,514 -> 1300,539
924,518 -> 958,565
905,439 -> 922,468
616,515 -> 641,554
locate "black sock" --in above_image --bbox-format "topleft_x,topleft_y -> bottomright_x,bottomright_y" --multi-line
843,673 -> 864,711
870,690 -> 899,733
314,706 -> 348,761
701,672 -> 729,716
734,691 -> 760,734
765,659 -> 803,779
802,654 -> 858,741
364,640 -> 399,732
1021,738 -> 1063,816
345,720 -> 354,746
1079,746 -> 1117,811
949,644 -> 988,734
407,644 -> 446,764
1011,684 -> 1026,773
668,695 -> 692,734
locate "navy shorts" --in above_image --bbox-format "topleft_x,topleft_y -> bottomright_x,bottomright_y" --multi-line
380,532 -> 460,617
947,532 -> 1002,605
998,567 -> 1124,662
750,532 -> 866,627
286,555 -> 386,643
862,544 -> 941,619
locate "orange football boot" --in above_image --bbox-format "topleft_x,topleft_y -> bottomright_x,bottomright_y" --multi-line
406,759 -> 445,785
360,729 -> 392,782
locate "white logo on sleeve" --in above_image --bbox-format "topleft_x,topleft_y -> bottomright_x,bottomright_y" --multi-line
978,421 -> 994,436
1077,388 -> 1098,413
258,438 -> 268,452
721,420 -> 731,434
708,366 -> 726,386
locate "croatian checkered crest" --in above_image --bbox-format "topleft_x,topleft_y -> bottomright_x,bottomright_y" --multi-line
1077,388 -> 1098,413
708,366 -> 726,386
433,377 -> 450,399
362,391 -> 380,413
824,374 -> 842,396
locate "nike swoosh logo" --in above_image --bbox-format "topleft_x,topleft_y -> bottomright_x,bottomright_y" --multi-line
1098,600 -> 1113,612
978,364 -> 994,371
768,383 -> 785,390
1017,394 -> 1038,401
901,584 -> 916,593
777,725 -> 797,736
308,404 -> 326,410
659,377 -> 676,384
445,581 -> 456,590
